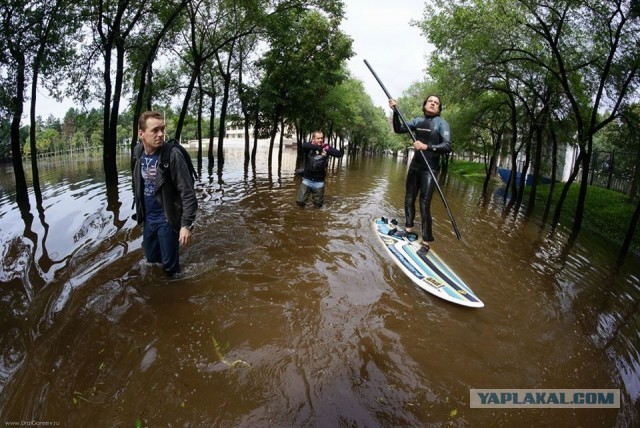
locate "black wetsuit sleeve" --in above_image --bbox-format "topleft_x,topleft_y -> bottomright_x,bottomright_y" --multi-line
392,111 -> 407,133
301,141 -> 320,151
392,111 -> 421,135
430,118 -> 452,154
326,146 -> 343,158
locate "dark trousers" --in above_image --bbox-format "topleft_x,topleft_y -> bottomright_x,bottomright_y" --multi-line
296,182 -> 325,207
405,167 -> 438,242
143,221 -> 180,276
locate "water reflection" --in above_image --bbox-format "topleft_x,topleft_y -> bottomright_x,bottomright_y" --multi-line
0,148 -> 638,425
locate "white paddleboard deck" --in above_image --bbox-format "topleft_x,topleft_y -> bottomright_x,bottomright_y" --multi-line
373,217 -> 484,308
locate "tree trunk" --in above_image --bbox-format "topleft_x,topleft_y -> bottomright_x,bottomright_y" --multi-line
196,75 -> 204,171
175,70 -> 199,140
572,146 -> 592,235
131,1 -> 188,143
101,36 -> 115,183
516,124 -> 534,206
132,60 -> 149,144
617,198 -> 640,266
207,91 -> 216,175
552,146 -> 585,227
527,117 -> 546,215
277,116 -> 284,174
29,58 -> 43,208
216,71 -> 231,173
483,131 -> 502,196
506,104 -> 519,202
542,126 -> 559,224
267,107 -> 281,171
630,137 -> 640,202
10,53 -> 30,211
104,42 -> 126,184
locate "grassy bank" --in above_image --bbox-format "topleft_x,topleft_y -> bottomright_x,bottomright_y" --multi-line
448,160 -> 640,252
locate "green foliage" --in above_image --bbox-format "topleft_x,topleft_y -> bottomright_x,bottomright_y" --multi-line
447,160 -> 487,181
257,8 -> 353,135
2,0 -> 418,163
449,160 -> 640,251
527,182 -> 640,251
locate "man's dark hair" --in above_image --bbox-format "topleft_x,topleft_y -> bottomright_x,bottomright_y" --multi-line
422,95 -> 442,115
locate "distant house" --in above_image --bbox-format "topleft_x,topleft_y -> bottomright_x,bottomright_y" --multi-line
494,141 -> 573,184
185,121 -> 296,149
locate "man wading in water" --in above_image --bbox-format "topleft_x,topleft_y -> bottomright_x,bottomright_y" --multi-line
296,130 -> 344,208
132,111 -> 197,277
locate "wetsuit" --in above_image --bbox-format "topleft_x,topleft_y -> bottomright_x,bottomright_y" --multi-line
392,111 -> 451,242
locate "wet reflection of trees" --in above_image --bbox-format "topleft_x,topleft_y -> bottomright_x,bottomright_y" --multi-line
106,180 -> 125,229
0,173 -> 53,391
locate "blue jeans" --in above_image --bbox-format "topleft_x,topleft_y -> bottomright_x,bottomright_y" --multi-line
143,221 -> 180,276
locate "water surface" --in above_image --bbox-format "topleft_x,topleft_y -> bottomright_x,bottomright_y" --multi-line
0,147 -> 638,426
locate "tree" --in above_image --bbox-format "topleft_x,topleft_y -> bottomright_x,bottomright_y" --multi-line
257,7 -> 352,169
81,0 -> 154,183
27,0 -> 79,206
418,0 -> 640,237
128,0 -> 188,143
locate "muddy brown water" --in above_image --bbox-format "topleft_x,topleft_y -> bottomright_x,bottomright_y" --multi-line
0,146 -> 639,426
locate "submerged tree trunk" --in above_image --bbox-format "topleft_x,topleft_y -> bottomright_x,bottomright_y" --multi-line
277,116 -> 284,174
542,126 -> 559,224
251,109 -> 259,170
483,130 -> 502,197
552,147 -> 585,228
207,94 -> 215,176
526,116 -> 546,215
573,138 -> 593,235
618,198 -> 640,266
196,76 -> 204,171
267,107 -> 282,172
216,74 -> 231,174
506,105 -> 519,203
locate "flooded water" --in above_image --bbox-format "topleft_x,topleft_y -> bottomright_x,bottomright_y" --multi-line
0,145 -> 639,426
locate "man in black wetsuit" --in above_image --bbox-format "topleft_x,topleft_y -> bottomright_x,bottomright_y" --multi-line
388,95 -> 451,254
296,130 -> 344,208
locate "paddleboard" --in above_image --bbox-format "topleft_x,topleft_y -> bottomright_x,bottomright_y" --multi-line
373,217 -> 484,308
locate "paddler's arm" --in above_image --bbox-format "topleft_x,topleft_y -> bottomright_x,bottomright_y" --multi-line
389,98 -> 415,134
428,118 -> 452,154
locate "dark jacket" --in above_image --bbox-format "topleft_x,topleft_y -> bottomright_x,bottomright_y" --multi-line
301,141 -> 344,182
393,112 -> 452,171
132,142 -> 197,231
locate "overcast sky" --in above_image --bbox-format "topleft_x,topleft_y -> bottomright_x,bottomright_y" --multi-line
340,0 -> 433,111
32,1 -> 433,119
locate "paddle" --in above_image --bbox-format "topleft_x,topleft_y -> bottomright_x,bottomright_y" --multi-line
364,59 -> 462,240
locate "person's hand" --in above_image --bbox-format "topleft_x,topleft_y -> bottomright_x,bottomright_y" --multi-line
179,226 -> 192,246
322,143 -> 330,152
413,141 -> 428,151
388,98 -> 397,109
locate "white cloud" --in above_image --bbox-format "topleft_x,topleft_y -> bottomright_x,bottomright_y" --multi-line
340,0 -> 433,110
